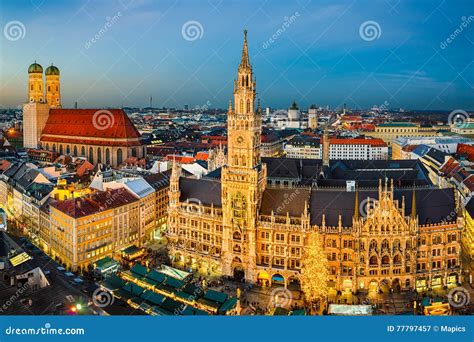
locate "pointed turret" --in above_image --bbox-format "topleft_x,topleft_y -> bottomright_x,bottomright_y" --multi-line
411,187 -> 417,219
239,29 -> 250,69
354,186 -> 359,221
322,125 -> 329,167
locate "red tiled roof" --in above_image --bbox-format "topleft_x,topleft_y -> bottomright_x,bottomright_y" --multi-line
164,155 -> 195,164
457,143 -> 474,162
40,109 -> 141,143
76,160 -> 95,177
402,144 -> 419,152
0,159 -> 11,172
329,138 -> 387,147
195,152 -> 209,161
51,188 -> 138,218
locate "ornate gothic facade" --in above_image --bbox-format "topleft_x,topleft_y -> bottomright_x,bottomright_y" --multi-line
166,31 -> 463,294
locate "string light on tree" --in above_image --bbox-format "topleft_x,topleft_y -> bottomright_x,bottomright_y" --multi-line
301,233 -> 329,306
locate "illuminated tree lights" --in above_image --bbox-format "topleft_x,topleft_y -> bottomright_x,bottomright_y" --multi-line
301,233 -> 329,304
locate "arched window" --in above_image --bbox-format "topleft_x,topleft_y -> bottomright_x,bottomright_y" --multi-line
393,254 -> 402,264
46,143 -> 49,150
81,146 -> 85,156
233,244 -> 241,253
382,255 -> 390,265
52,144 -> 56,152
106,148 -> 110,165
369,240 -> 377,251
239,99 -> 244,114
89,147 -> 94,163
132,148 -> 137,157
73,146 -> 78,156
59,145 -> 63,155
369,256 -> 378,265
66,145 -> 70,154
97,148 -> 102,163
233,231 -> 241,240
117,149 -> 123,165
246,99 -> 250,113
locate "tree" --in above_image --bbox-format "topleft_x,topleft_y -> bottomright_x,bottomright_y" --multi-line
301,232 -> 329,304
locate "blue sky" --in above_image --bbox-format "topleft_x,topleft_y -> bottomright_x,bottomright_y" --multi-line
0,0 -> 473,110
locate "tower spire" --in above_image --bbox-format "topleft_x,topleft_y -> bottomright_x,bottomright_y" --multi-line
354,184 -> 359,221
411,186 -> 417,219
240,29 -> 250,69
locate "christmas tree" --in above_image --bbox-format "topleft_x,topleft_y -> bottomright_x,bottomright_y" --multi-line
301,232 -> 329,303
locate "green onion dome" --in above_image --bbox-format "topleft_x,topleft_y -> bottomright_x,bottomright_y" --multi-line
28,62 -> 43,74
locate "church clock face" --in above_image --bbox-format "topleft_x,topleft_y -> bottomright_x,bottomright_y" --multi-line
236,135 -> 244,144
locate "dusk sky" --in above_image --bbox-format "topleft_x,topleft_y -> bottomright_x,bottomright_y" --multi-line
0,0 -> 473,111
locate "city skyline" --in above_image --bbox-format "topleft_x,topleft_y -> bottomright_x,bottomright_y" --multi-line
1,0 -> 473,111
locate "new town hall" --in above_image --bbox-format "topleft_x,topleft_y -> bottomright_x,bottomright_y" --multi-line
167,31 -> 462,295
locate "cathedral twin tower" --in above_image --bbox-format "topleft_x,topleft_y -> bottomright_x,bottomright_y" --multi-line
23,62 -> 61,149
27,62 -> 61,107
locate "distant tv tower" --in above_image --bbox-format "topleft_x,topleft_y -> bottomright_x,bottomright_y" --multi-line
150,95 -> 153,108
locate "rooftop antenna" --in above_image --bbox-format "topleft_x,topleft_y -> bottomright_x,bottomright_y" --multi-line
74,101 -> 78,109
150,95 -> 153,109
